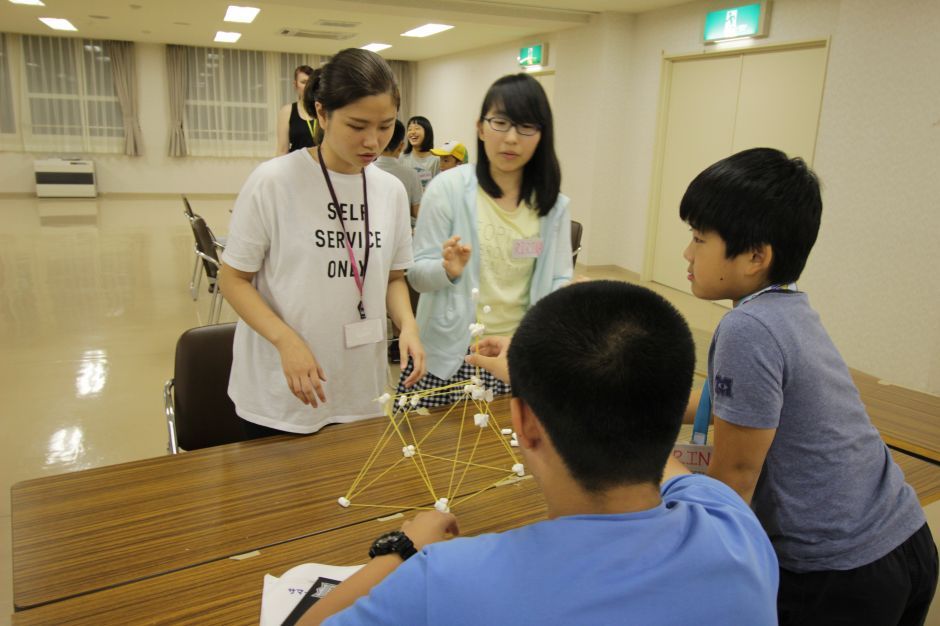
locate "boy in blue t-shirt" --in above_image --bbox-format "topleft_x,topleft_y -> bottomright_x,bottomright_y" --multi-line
680,147 -> 938,625
300,281 -> 778,625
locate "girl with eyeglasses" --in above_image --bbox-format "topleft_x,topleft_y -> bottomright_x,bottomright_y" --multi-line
399,73 -> 573,405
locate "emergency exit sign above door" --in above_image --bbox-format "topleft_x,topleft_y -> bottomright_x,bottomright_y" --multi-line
704,2 -> 770,42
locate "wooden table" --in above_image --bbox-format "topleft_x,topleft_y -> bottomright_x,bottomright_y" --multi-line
851,369 -> 940,463
11,397 -> 524,611
12,478 -> 546,625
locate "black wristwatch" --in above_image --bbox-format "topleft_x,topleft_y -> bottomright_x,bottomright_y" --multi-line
369,530 -> 417,561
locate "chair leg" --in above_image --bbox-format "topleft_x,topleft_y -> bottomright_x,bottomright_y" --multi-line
208,287 -> 222,324
191,257 -> 203,301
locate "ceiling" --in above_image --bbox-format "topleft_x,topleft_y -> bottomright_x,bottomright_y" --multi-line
0,0 -> 691,61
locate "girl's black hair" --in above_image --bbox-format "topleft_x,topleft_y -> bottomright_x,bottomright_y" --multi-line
476,74 -> 561,216
303,48 -> 399,145
403,116 -> 434,154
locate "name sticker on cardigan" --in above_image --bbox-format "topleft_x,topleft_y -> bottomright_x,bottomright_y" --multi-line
512,238 -> 543,259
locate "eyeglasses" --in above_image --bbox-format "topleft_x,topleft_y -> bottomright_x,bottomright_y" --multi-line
482,116 -> 541,136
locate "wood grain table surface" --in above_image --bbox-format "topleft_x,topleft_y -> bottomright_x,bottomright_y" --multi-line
12,476 -> 546,625
11,397 -> 522,610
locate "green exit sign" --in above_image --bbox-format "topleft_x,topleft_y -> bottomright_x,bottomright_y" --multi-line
704,2 -> 769,42
518,44 -> 545,67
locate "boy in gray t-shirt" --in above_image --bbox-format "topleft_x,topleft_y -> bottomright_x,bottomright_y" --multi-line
678,147 -> 937,626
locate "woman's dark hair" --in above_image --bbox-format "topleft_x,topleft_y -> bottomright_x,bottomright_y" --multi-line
293,64 -> 314,82
403,116 -> 434,154
476,74 -> 560,216
303,49 -> 399,137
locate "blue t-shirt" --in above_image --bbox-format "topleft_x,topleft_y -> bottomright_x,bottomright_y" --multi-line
325,475 -> 778,625
708,291 -> 924,572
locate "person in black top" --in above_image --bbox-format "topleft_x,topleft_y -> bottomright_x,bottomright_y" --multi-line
277,64 -> 319,154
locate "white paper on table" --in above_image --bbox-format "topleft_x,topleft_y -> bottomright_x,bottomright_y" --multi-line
260,562 -> 365,626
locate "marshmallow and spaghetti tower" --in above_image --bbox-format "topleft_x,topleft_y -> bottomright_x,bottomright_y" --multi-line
337,290 -> 524,513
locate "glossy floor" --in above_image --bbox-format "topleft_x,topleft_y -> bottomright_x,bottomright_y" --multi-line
1,195 -> 937,624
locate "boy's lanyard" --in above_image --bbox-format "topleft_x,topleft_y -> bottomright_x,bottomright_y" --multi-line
692,282 -> 798,444
316,145 -> 370,320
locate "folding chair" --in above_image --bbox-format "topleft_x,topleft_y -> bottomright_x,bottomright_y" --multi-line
571,220 -> 584,266
163,322 -> 246,453
191,215 -> 226,324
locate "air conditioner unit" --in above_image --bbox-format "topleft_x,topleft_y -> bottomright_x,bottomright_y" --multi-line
34,158 -> 97,198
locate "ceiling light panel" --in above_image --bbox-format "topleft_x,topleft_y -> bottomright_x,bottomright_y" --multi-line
360,43 -> 391,52
400,23 -> 453,38
39,17 -> 77,31
224,5 -> 260,23
10,0 -> 46,5
214,31 -> 242,43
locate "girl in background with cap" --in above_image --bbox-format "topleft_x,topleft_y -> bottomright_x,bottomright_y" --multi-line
399,73 -> 572,406
399,115 -> 441,190
431,141 -> 468,172
220,48 -> 425,437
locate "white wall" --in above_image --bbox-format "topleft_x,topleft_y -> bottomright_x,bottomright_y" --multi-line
0,42 -> 262,195
415,0 -> 940,395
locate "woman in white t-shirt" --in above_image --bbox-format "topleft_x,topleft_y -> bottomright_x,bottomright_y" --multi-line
400,74 -> 572,407
398,116 -> 440,190
220,48 -> 426,436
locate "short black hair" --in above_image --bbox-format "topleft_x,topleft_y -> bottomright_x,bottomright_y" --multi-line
476,74 -> 561,217
508,281 -> 695,489
384,119 -> 405,153
679,147 -> 823,284
403,116 -> 433,154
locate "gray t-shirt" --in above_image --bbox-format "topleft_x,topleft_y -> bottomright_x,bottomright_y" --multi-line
708,291 -> 924,572
374,156 -> 423,209
398,151 -> 440,190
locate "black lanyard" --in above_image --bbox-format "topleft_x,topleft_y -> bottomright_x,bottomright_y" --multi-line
316,145 -> 370,320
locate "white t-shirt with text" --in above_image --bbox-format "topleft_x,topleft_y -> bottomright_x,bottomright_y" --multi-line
223,149 -> 413,433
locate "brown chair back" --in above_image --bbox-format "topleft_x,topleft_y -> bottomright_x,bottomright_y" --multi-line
191,216 -> 221,280
571,220 -> 584,266
171,323 -> 245,451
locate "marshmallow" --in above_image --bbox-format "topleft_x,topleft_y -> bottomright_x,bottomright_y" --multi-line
473,413 -> 489,428
410,396 -> 421,407
471,288 -> 480,301
435,498 -> 450,513
501,428 -> 512,435
512,463 -> 525,477
468,323 -> 485,338
482,305 -> 492,314
337,497 -> 351,507
376,392 -> 391,405
510,439 -> 520,447
471,387 -> 486,401
398,394 -> 408,408
470,375 -> 482,386
484,388 -> 494,403
463,384 -> 474,395
402,444 -> 416,458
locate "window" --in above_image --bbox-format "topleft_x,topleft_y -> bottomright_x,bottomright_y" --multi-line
183,46 -> 273,156
19,34 -> 124,152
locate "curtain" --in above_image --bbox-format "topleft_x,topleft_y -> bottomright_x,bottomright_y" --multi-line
388,60 -> 415,124
106,40 -> 143,156
165,44 -> 188,157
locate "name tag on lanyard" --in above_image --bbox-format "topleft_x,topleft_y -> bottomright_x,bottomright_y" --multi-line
345,318 -> 384,349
